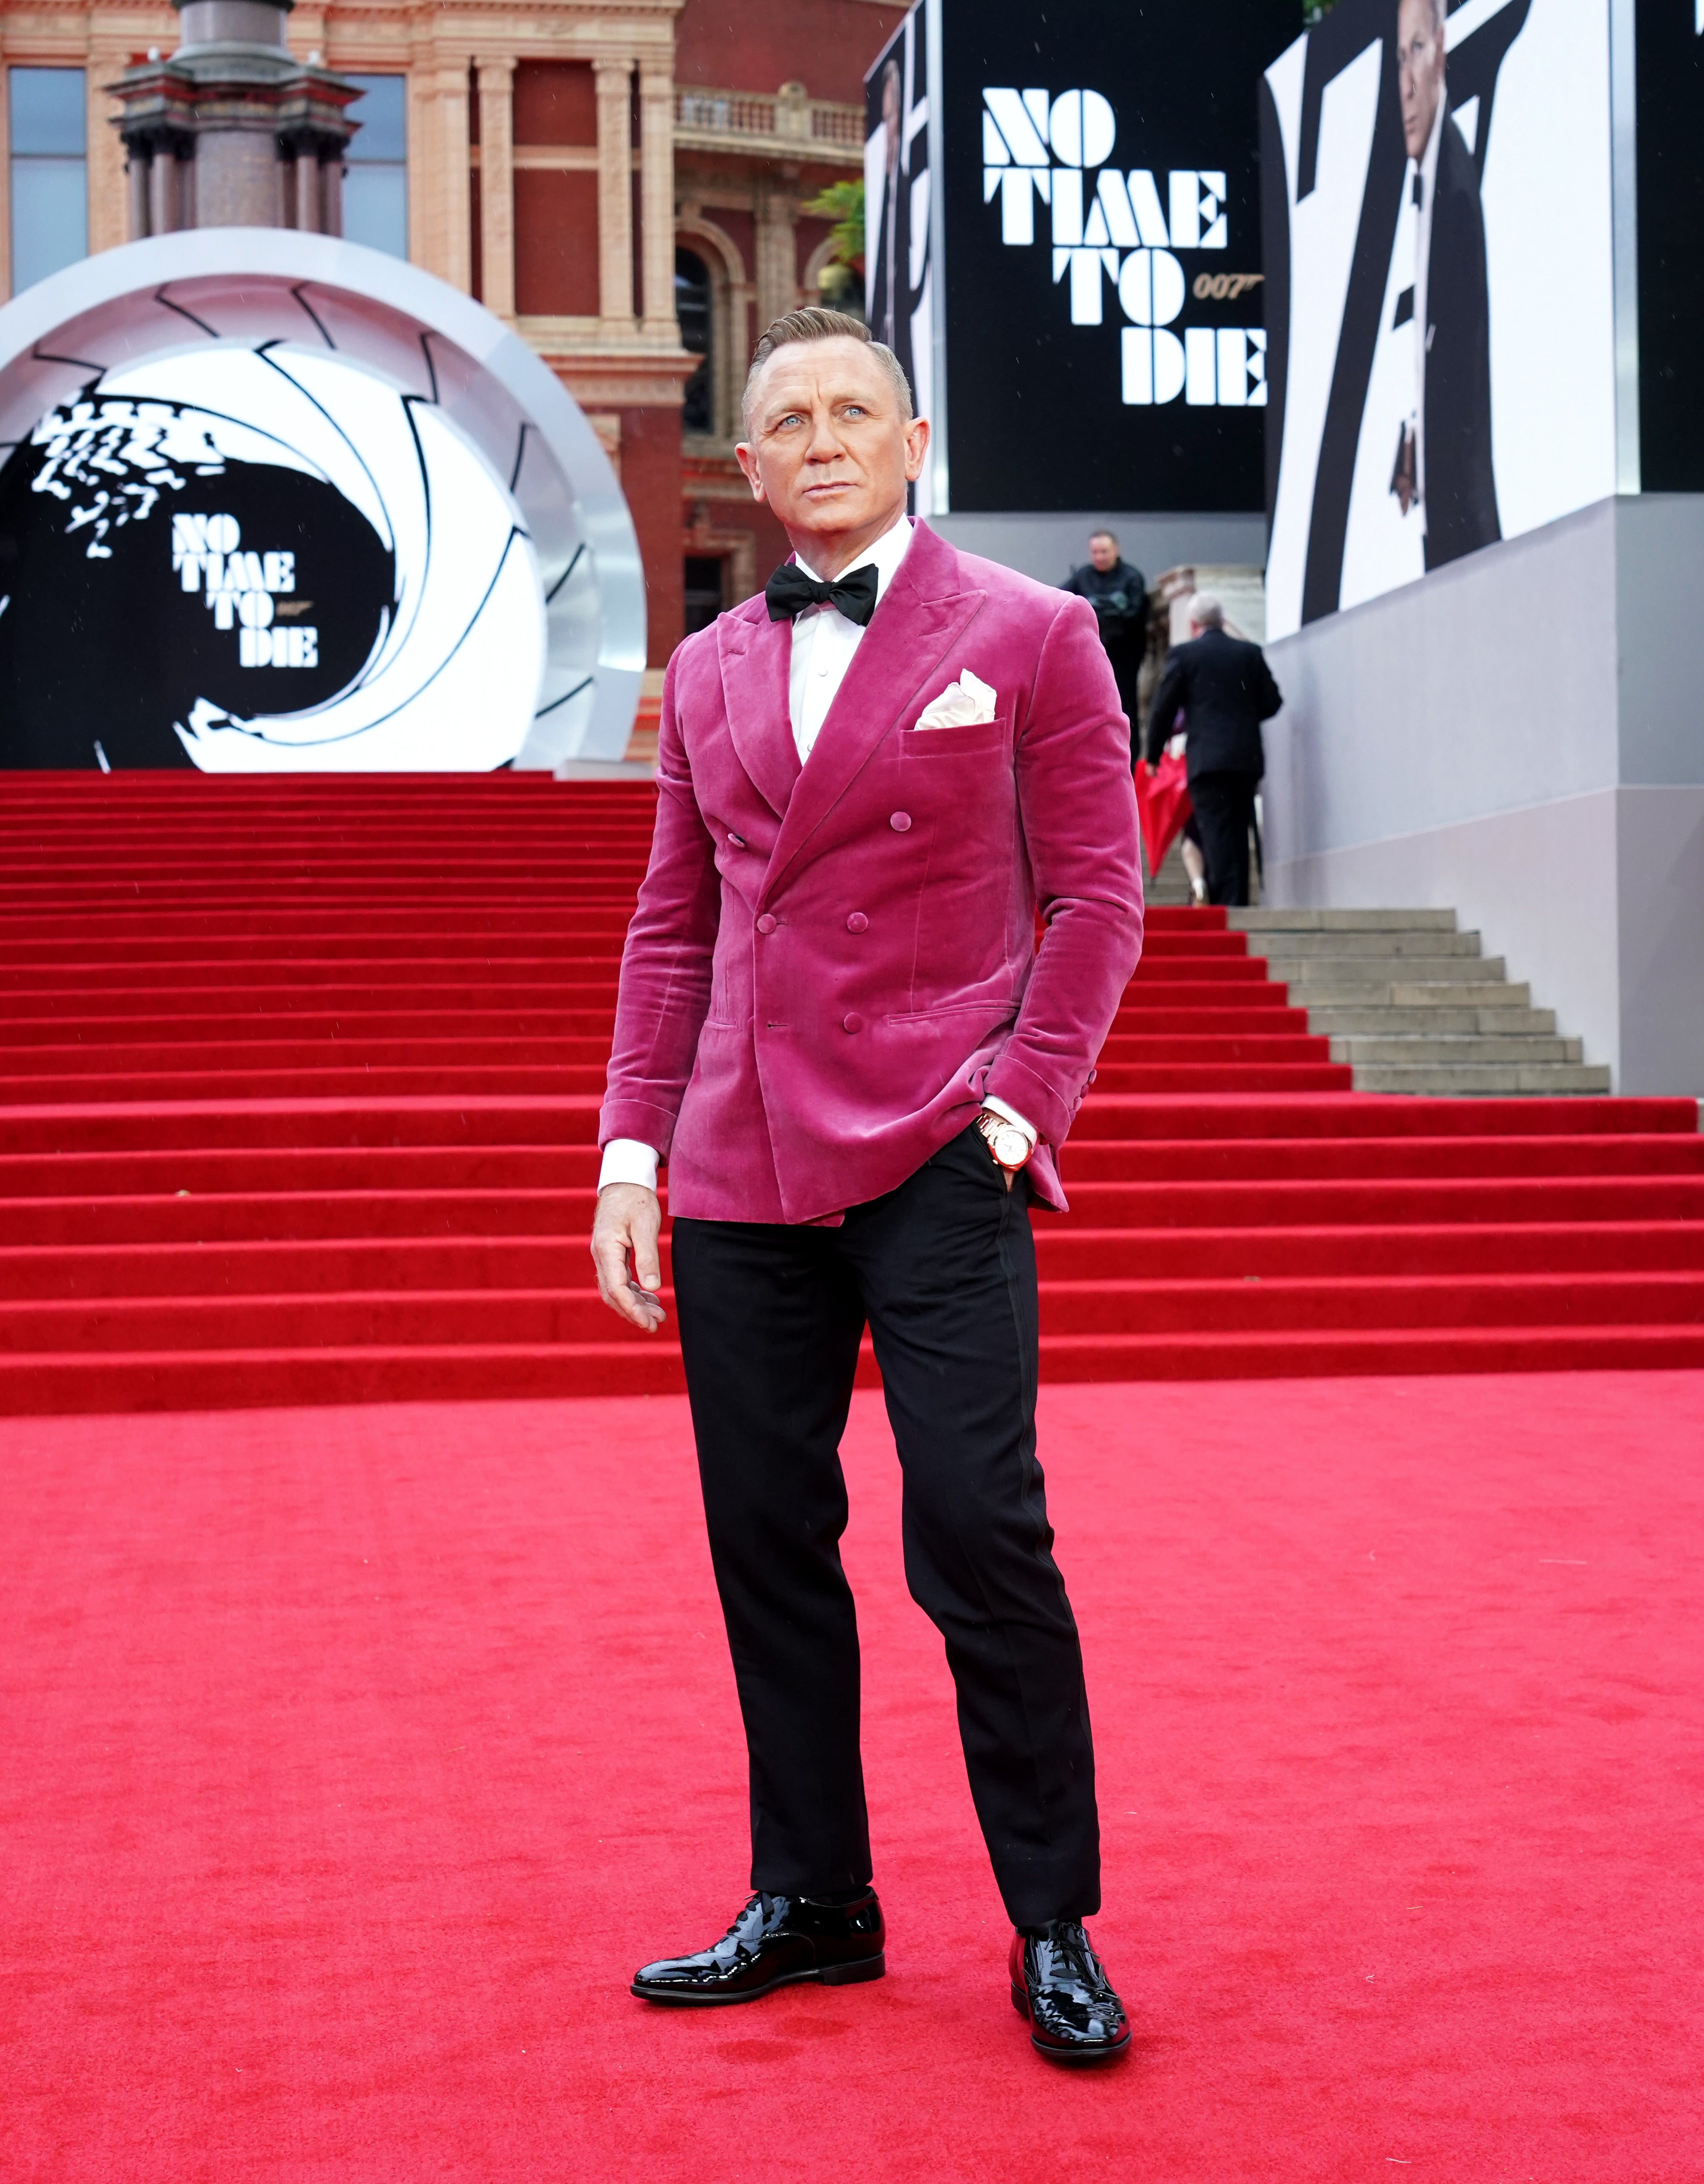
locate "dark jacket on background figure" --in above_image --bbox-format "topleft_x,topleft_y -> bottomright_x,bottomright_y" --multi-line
1422,109 -> 1500,570
1143,626 -> 1282,780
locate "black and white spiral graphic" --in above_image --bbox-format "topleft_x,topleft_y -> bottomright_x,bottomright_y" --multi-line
0,341 -> 545,771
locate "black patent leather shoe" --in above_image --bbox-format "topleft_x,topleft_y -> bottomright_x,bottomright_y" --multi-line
631,1889 -> 885,2005
1009,1921 -> 1131,2063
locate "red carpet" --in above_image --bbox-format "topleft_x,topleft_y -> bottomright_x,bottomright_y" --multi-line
2,1373 -> 1698,2179
1,772 -> 1701,1410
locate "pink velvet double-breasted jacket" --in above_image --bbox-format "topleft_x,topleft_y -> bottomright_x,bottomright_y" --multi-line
599,521 -> 1144,1224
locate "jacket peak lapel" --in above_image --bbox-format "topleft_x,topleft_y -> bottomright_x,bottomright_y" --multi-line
760,526 -> 985,905
717,604 -> 800,821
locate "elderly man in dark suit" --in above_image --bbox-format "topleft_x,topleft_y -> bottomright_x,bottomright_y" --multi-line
1143,593 -> 1281,908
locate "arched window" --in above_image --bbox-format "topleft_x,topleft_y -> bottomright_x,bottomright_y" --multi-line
676,247 -> 712,435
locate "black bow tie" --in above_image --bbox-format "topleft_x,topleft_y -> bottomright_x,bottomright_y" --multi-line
765,560 -> 880,627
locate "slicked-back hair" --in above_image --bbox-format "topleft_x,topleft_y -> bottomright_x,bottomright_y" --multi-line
741,307 -> 915,438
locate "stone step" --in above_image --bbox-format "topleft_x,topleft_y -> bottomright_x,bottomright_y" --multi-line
1307,1004 -> 1557,1036
1387,980 -> 1531,1009
1231,907 -> 1458,934
1350,1062 -> 1614,1095
1330,1034 -> 1584,1066
1287,978 -> 1528,1009
1265,956 -> 1507,989
1247,929 -> 1482,960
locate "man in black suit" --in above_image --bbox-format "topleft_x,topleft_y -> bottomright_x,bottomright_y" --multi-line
1062,530 -> 1148,759
1390,0 -> 1500,568
1143,594 -> 1281,908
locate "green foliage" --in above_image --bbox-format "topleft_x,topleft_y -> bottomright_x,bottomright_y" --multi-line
803,179 -> 865,272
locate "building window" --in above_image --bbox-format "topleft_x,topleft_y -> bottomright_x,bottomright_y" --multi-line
9,68 -> 86,296
676,247 -> 713,434
683,555 -> 726,636
343,75 -> 407,258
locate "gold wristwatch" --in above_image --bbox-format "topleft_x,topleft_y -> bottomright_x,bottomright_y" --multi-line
976,1108 -> 1033,1174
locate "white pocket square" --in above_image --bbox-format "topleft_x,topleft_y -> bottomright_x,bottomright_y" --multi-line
914,668 -> 998,729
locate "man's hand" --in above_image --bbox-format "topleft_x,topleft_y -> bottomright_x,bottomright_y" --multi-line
590,1183 -> 667,1333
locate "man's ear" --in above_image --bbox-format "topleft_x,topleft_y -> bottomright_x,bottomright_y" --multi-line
902,416 -> 930,485
734,441 -> 767,504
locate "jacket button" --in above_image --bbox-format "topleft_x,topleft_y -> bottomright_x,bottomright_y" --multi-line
846,911 -> 868,933
755,913 -> 777,935
889,811 -> 912,832
728,832 -> 746,849
842,1012 -> 864,1034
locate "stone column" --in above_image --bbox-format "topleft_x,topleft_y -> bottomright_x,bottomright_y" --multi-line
753,180 -> 799,333
414,57 -> 472,289
637,63 -> 675,336
475,55 -> 515,320
127,150 -> 152,240
293,150 -> 319,233
320,152 -> 341,237
149,148 -> 178,235
594,56 -> 635,327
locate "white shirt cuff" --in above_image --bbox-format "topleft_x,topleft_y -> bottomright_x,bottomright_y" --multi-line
980,1095 -> 1037,1151
598,1138 -> 660,1193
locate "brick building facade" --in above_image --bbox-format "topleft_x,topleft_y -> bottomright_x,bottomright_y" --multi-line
0,0 -> 904,730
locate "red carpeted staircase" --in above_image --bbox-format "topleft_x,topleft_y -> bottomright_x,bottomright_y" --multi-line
1,771 -> 1701,1414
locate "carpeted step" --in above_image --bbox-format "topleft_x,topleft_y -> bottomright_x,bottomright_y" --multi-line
0,1095 -> 605,1155
10,1215 -> 1704,1305
1059,1133 -> 1704,1180
2,1268 -> 1698,1355
1049,1175 -> 1704,1227
1029,1222 -> 1704,1279
3,1322 -> 1704,1416
1066,1094 -> 1701,1139
0,1015 -> 631,1049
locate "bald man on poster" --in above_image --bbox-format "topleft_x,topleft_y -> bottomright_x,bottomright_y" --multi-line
591,308 -> 1143,2064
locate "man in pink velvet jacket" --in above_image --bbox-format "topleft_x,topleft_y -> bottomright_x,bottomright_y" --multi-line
593,309 -> 1143,2063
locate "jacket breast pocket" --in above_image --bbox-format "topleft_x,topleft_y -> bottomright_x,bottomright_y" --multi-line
898,717 -> 1010,760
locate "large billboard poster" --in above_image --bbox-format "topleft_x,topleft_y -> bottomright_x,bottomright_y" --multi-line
1261,0 -> 1620,638
869,0 -> 1295,517
865,4 -> 937,514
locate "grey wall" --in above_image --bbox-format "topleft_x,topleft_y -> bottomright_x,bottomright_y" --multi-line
1263,493 -> 1704,1095
930,509 -> 1267,586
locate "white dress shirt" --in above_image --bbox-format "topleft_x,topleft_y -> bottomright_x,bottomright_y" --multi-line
598,514 -> 1033,1196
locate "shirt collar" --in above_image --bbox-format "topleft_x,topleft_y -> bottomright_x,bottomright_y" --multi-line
794,514 -> 913,606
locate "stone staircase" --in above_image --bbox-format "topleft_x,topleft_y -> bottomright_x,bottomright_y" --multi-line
1229,908 -> 1610,1095
1138,837 -> 1607,1094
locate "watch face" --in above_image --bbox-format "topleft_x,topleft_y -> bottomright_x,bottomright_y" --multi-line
991,1124 -> 1029,1168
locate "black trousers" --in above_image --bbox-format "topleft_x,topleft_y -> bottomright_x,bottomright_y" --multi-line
669,1125 -> 1100,1930
1104,641 -> 1144,767
1189,768 -> 1261,906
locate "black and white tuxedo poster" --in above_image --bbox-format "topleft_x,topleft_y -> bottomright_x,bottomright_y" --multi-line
1261,0 -> 1620,637
864,6 -> 936,513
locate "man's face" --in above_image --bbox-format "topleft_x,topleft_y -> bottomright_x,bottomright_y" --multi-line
1398,0 -> 1446,162
736,338 -> 927,556
1088,535 -> 1118,572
